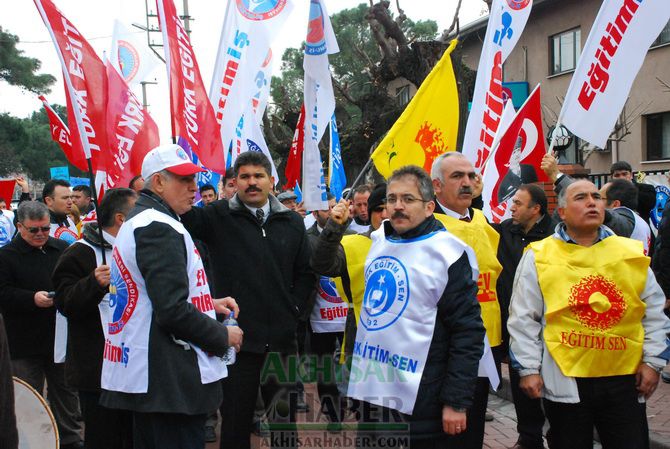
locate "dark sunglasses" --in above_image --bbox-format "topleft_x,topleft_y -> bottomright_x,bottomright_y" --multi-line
25,225 -> 51,234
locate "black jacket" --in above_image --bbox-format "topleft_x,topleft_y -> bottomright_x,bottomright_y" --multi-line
636,181 -> 657,224
379,217 -> 485,437
181,193 -> 314,354
0,235 -> 67,359
0,314 -> 18,449
52,224 -> 110,391
652,200 -> 670,299
100,191 -> 229,415
492,215 -> 556,349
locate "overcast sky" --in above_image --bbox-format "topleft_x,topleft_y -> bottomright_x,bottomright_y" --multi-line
0,0 -> 486,139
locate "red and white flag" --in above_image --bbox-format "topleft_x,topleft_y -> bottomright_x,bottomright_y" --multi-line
156,0 -> 225,173
462,0 -> 533,172
560,0 -> 670,149
284,104 -> 306,189
105,63 -> 160,190
302,0 -> 339,211
38,95 -> 84,170
482,85 -> 548,223
34,0 -> 108,167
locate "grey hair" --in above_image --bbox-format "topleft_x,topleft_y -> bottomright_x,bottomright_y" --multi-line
388,165 -> 434,201
143,169 -> 173,191
557,187 -> 568,208
17,201 -> 49,223
430,152 -> 469,183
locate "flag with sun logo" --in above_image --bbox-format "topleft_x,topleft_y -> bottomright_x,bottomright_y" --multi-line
371,39 -> 459,179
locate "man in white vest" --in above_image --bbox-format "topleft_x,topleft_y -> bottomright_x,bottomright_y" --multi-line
99,144 -> 243,449
508,180 -> 670,449
52,188 -> 137,449
347,165 -> 485,448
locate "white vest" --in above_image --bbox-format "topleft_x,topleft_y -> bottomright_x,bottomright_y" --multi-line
76,233 -> 114,341
347,225 -> 478,415
310,276 -> 347,333
0,210 -> 15,247
101,209 -> 226,393
50,217 -> 78,363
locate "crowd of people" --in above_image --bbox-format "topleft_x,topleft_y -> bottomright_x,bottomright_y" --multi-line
0,144 -> 669,449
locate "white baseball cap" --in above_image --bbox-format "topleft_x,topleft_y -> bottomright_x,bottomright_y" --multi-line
141,144 -> 205,180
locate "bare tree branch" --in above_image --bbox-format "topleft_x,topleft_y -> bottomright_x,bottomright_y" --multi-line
262,110 -> 282,148
440,0 -> 463,41
332,75 -> 360,107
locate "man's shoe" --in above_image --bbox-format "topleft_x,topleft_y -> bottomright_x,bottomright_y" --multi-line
662,371 -> 670,384
204,425 -> 217,443
485,412 -> 494,422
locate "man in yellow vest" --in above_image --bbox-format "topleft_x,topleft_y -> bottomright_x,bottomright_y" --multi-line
430,151 -> 503,449
508,180 -> 670,449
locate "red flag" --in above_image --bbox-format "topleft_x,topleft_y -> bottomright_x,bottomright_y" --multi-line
0,180 -> 16,207
283,104 -> 306,189
38,95 -> 86,170
105,63 -> 160,190
156,0 -> 225,174
33,0 -> 107,168
482,85 -> 548,223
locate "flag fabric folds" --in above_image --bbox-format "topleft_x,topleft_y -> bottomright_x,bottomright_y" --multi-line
110,20 -> 159,88
105,63 -> 160,190
284,104 -> 306,189
34,0 -> 108,166
210,1 -> 292,154
329,114 -> 346,201
560,0 -> 670,149
156,0 -> 225,173
301,0 -> 340,211
461,0 -> 533,172
39,95 -> 82,169
481,85 -> 548,223
371,39 -> 460,179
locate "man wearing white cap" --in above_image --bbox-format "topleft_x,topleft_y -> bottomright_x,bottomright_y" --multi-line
99,144 -> 243,449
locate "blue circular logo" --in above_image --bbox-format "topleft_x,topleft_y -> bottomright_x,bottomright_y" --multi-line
361,256 -> 410,331
318,276 -> 343,304
305,0 -> 326,56
117,41 -> 139,82
652,185 -> 670,228
236,0 -> 287,21
108,248 -> 138,335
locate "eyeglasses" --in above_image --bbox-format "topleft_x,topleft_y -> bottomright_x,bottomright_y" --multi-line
24,225 -> 51,234
385,195 -> 428,205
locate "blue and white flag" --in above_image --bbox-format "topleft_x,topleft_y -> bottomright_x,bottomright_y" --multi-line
178,137 -> 221,204
302,0 -> 339,211
294,181 -> 303,204
328,114 -> 346,200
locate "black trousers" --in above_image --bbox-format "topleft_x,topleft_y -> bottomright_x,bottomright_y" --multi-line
543,375 -> 649,449
220,351 -> 298,449
307,326 -> 343,423
79,390 -> 133,449
509,367 -> 545,449
133,411 -> 206,449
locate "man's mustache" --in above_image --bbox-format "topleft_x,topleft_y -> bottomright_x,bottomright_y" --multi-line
245,186 -> 262,193
392,212 -> 409,220
459,186 -> 473,195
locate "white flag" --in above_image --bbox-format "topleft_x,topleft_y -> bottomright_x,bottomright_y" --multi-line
302,0 -> 339,211
210,0 -> 293,152
110,20 -> 159,87
462,0 -> 533,172
560,0 -> 670,149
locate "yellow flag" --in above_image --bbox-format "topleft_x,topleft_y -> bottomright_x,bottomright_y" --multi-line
371,39 -> 459,178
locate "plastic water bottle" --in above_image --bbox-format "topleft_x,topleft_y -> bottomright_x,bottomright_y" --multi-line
222,311 -> 237,365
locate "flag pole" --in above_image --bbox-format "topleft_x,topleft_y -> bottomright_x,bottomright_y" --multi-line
345,159 -> 373,201
85,159 -> 107,265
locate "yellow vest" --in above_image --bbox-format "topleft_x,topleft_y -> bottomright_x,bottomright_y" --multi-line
435,210 -> 502,347
333,234 -> 372,364
530,236 -> 648,377
333,234 -> 372,324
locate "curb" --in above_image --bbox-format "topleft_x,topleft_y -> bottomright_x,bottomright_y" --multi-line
491,378 -> 670,449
